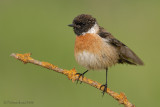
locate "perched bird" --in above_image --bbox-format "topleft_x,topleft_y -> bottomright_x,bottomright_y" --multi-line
68,14 -> 143,95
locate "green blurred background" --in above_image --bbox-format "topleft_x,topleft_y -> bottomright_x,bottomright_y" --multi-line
0,0 -> 160,107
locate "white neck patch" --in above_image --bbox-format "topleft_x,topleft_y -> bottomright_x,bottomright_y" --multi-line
82,23 -> 99,35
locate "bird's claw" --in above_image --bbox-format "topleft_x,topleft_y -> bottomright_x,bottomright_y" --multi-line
100,83 -> 108,96
76,73 -> 85,84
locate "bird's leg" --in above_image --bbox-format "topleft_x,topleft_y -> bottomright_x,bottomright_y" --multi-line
76,70 -> 88,84
100,68 -> 108,96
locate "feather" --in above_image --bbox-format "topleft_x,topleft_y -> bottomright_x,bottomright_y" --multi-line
98,27 -> 144,65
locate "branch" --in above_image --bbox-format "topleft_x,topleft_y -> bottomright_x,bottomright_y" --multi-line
11,53 -> 135,107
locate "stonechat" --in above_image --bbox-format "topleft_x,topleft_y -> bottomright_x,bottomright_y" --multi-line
68,14 -> 144,95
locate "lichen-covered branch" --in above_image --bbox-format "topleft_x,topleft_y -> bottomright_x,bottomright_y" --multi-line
11,53 -> 135,107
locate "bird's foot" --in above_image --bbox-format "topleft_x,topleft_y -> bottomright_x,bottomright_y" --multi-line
76,72 -> 85,84
75,70 -> 88,84
100,83 -> 108,96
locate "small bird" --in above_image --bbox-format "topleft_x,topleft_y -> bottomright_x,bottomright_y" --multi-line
68,14 -> 143,95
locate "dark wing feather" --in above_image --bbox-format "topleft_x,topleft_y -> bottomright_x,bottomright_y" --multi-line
98,27 -> 144,65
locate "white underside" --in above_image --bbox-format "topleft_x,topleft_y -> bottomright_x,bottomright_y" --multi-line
75,51 -> 109,70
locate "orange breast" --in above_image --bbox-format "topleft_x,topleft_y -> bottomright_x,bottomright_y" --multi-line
74,33 -> 119,69
74,33 -> 103,55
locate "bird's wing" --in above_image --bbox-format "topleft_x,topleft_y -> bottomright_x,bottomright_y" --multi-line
98,26 -> 144,65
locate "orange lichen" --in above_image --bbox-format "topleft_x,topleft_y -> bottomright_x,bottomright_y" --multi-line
14,53 -> 33,63
41,62 -> 58,69
63,68 -> 78,82
11,53 -> 135,107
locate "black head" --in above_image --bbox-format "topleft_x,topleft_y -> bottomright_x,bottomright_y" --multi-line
68,14 -> 97,35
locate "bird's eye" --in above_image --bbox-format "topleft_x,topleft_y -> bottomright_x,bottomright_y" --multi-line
75,22 -> 86,28
75,24 -> 81,28
82,23 -> 85,25
78,22 -> 84,26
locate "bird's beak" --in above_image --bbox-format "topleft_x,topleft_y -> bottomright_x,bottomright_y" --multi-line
68,24 -> 74,27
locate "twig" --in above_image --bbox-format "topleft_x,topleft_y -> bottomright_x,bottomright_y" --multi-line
11,53 -> 135,107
